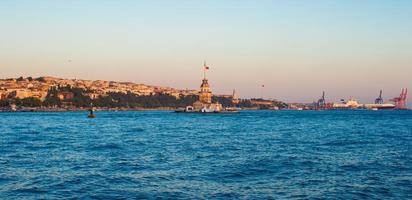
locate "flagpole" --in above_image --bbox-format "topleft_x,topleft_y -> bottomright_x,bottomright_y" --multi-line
261,85 -> 264,99
203,61 -> 206,79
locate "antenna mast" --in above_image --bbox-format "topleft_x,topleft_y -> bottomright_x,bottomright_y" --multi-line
203,61 -> 207,80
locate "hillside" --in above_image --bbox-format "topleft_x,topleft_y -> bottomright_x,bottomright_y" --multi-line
0,76 -> 198,101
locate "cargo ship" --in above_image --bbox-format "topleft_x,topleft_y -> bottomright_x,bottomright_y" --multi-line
313,89 -> 408,110
363,103 -> 396,110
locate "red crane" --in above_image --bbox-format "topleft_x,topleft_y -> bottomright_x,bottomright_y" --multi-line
391,88 -> 408,109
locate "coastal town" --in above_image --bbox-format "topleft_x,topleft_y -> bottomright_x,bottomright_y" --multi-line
0,75 -> 286,112
0,76 -> 197,101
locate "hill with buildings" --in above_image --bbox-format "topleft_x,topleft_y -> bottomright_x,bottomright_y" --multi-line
0,76 -> 197,100
0,76 -> 287,111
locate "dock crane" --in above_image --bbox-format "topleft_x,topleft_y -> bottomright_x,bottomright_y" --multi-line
375,90 -> 384,104
391,88 -> 408,109
317,91 -> 326,108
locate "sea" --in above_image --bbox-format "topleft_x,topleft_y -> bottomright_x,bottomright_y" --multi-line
0,110 -> 411,199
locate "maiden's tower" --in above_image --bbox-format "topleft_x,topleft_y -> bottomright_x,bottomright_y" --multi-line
180,62 -> 223,113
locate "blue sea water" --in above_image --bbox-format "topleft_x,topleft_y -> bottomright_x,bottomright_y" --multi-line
0,110 -> 411,199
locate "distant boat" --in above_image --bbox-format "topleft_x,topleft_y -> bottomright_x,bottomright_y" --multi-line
175,105 -> 239,113
175,106 -> 213,113
224,107 -> 241,112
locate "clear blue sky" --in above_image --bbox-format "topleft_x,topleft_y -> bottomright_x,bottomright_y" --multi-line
0,0 -> 411,104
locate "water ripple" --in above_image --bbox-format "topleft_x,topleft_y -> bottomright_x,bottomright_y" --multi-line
0,110 -> 411,199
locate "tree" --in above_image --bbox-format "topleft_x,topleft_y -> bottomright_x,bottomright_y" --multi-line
93,96 -> 116,108
9,98 -> 22,106
21,97 -> 42,107
36,77 -> 46,82
43,96 -> 61,107
0,99 -> 10,107
71,95 -> 92,107
273,101 -> 288,109
212,96 -> 234,107
238,99 -> 253,108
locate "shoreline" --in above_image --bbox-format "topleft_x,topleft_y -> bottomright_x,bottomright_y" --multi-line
0,107 -> 410,112
0,107 -> 178,112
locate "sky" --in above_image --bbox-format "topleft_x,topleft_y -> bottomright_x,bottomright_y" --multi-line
0,0 -> 411,105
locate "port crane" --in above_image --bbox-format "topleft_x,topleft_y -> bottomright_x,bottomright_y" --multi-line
375,90 -> 384,104
315,91 -> 326,109
316,91 -> 326,108
391,88 -> 408,109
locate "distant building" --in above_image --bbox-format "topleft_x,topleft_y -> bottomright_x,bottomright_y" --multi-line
3,89 -> 47,100
87,93 -> 100,99
199,78 -> 212,103
31,91 -> 48,101
192,77 -> 222,112
232,89 -> 240,105
57,92 -> 74,100
7,89 -> 31,99
0,90 -> 5,100
250,100 -> 273,106
188,64 -> 223,112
